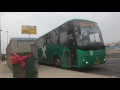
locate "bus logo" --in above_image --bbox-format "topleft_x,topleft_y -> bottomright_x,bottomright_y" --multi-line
42,46 -> 47,58
90,51 -> 93,56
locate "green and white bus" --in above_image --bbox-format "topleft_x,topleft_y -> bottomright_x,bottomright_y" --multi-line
36,19 -> 106,68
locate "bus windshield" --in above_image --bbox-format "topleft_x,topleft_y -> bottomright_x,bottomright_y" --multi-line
74,21 -> 104,50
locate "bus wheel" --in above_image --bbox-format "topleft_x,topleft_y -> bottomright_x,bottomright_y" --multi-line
54,58 -> 61,68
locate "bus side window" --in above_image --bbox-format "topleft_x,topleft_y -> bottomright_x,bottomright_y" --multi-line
60,31 -> 68,46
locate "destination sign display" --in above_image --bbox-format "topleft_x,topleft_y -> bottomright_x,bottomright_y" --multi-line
75,22 -> 93,27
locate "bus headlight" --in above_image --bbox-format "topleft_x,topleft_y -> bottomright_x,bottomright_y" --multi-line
86,61 -> 88,64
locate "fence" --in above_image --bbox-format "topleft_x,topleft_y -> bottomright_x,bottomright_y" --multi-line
106,50 -> 120,58
107,53 -> 120,58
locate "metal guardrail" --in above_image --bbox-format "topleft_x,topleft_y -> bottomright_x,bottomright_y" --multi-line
107,53 -> 120,58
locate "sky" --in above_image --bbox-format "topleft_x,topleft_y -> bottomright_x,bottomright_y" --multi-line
0,12 -> 120,54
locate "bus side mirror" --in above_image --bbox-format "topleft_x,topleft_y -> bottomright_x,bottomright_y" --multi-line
78,29 -> 81,34
78,31 -> 81,34
76,26 -> 81,34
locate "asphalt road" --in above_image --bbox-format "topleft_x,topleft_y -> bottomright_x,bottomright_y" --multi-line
71,58 -> 120,78
38,58 -> 120,78
38,64 -> 110,78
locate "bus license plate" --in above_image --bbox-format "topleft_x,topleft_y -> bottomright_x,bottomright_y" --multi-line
95,61 -> 100,64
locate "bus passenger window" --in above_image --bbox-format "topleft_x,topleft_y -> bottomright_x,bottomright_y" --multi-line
60,31 -> 68,45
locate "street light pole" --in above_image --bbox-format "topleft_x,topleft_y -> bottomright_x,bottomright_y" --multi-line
0,15 -> 2,61
6,31 -> 8,45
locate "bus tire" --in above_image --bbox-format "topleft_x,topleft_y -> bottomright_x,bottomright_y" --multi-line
54,56 -> 61,68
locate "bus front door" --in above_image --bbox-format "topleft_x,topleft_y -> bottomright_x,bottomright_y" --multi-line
70,49 -> 77,67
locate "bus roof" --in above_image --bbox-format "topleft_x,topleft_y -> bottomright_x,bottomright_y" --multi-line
37,19 -> 97,39
55,19 -> 97,30
67,19 -> 97,24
